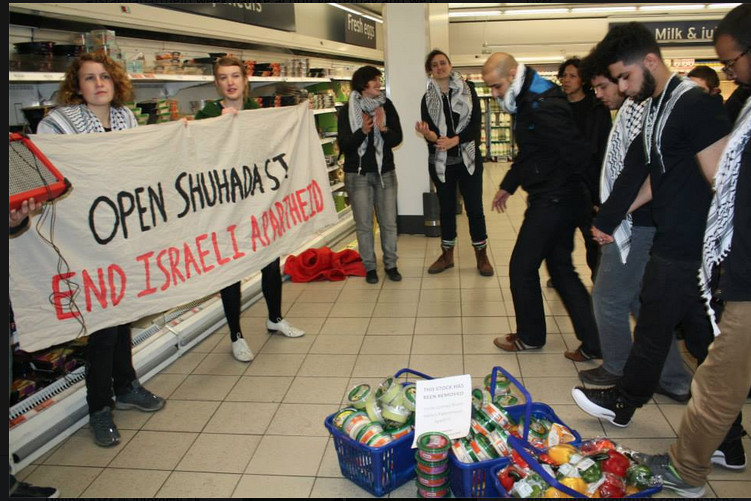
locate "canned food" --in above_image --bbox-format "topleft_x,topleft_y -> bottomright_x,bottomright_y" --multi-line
365,397 -> 385,424
416,469 -> 449,488
487,429 -> 512,457
382,403 -> 411,424
417,432 -> 451,462
470,417 -> 495,437
343,411 -> 371,439
467,434 -> 498,462
451,439 -> 474,464
416,480 -> 452,498
485,373 -> 511,397
495,394 -> 519,407
332,407 -> 358,430
387,423 -> 412,440
367,432 -> 394,448
356,422 -> 384,445
403,384 -> 417,412
415,454 -> 449,475
347,384 -> 373,410
481,402 -> 515,431
376,377 -> 401,405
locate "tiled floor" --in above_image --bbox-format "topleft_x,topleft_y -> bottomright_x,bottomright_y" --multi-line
18,162 -> 751,498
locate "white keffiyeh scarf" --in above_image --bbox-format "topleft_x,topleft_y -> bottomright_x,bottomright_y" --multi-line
38,104 -> 137,134
699,97 -> 751,336
348,90 -> 387,175
600,98 -> 647,264
426,71 -> 476,183
496,63 -> 527,115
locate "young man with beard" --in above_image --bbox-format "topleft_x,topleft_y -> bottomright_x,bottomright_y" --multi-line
482,53 -> 601,360
575,51 -> 692,400
570,23 -> 734,428
614,6 -> 751,496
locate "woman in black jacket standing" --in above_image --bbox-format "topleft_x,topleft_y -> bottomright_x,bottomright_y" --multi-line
338,66 -> 403,284
416,50 -> 493,277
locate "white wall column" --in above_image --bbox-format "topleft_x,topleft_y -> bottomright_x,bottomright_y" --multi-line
383,3 -> 432,234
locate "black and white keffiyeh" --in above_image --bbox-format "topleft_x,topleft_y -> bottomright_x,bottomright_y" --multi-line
37,104 -> 137,134
348,90 -> 387,175
699,97 -> 751,336
426,71 -> 476,183
600,98 -> 647,264
643,74 -> 697,173
496,63 -> 527,115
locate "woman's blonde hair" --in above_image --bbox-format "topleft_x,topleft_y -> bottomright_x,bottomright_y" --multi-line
213,56 -> 249,101
59,52 -> 133,108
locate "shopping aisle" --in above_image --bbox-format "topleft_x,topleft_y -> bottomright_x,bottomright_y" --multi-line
15,162 -> 751,498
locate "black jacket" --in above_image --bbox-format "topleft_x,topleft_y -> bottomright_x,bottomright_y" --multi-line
337,98 -> 403,175
500,67 -> 592,198
570,93 -> 612,205
420,80 -> 483,168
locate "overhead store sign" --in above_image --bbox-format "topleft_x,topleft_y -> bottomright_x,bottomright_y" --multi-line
610,21 -> 719,46
161,3 -> 296,32
344,11 -> 377,49
11,105 -> 337,352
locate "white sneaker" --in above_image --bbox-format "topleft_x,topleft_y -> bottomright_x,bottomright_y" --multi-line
266,318 -> 305,338
231,337 -> 254,362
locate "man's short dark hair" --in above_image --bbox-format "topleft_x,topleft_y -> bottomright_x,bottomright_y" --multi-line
598,22 -> 662,68
351,66 -> 383,93
714,4 -> 751,51
579,49 -> 615,84
687,66 -> 720,90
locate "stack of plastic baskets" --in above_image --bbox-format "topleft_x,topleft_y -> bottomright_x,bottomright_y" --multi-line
323,369 -> 432,497
490,435 -> 663,498
449,366 -> 582,498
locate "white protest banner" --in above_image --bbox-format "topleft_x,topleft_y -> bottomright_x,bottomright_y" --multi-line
9,104 -> 339,352
412,375 -> 472,448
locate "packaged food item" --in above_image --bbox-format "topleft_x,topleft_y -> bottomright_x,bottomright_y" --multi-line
376,377 -> 401,405
416,470 -> 449,488
356,422 -> 384,445
597,472 -> 626,498
346,383 -> 373,410
343,411 -> 371,439
367,432 -> 394,448
547,444 -> 578,466
417,432 -> 451,462
332,407 -> 358,431
365,397 -> 385,424
510,472 -> 548,498
382,402 -> 411,425
480,402 -> 515,431
415,454 -> 449,475
598,449 -> 630,477
485,372 -> 512,397
416,480 -> 452,498
386,422 -> 412,440
626,464 -> 654,490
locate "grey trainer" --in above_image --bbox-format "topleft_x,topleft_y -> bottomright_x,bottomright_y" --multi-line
89,406 -> 121,447
631,453 -> 705,498
115,380 -> 166,412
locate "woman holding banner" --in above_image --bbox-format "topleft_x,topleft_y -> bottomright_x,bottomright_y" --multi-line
195,56 -> 304,364
37,53 -> 166,448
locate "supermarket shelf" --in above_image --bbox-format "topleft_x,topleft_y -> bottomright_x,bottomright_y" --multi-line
9,72 -> 334,84
320,137 -> 337,145
337,206 -> 353,219
331,76 -> 354,81
313,108 -> 337,115
328,164 -> 342,173
330,182 -> 345,192
335,102 -> 345,107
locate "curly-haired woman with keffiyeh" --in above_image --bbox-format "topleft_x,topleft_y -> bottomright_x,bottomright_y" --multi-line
338,65 -> 403,284
416,50 -> 493,277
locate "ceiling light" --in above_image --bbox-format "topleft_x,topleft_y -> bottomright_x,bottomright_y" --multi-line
328,3 -> 383,24
449,10 -> 503,18
571,6 -> 638,13
504,8 -> 570,15
516,56 -> 566,62
707,3 -> 742,8
639,4 -> 708,12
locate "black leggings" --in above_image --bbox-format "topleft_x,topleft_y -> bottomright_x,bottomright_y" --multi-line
221,258 -> 283,341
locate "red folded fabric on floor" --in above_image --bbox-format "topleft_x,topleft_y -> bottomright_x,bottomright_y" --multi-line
284,247 -> 367,282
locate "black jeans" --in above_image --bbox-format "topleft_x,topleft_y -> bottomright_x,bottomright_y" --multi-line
429,162 -> 488,244
221,258 -> 283,337
578,203 -> 600,282
509,192 -> 600,354
618,254 -> 744,442
85,324 -> 137,414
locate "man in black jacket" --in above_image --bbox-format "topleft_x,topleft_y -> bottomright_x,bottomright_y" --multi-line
482,52 -> 601,360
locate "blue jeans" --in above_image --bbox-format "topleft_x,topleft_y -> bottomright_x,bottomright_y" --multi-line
345,170 -> 398,272
592,226 -> 691,394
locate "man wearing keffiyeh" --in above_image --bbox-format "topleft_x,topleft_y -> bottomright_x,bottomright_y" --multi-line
572,17 -> 749,495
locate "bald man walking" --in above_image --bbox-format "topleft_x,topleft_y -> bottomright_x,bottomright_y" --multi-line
483,53 -> 602,360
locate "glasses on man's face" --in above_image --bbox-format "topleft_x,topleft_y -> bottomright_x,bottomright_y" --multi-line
722,48 -> 750,74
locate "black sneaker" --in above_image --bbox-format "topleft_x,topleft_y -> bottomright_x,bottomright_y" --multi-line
89,406 -> 121,447
579,366 -> 620,386
366,270 -> 379,284
571,386 -> 635,427
115,380 -> 166,412
10,481 -> 59,498
654,384 -> 691,404
385,267 -> 402,282
712,437 -> 747,470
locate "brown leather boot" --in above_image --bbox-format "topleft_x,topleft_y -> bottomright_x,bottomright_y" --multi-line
428,246 -> 455,274
474,247 -> 494,277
